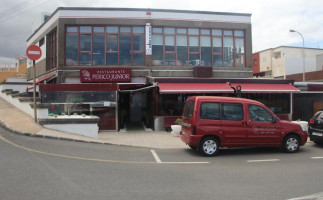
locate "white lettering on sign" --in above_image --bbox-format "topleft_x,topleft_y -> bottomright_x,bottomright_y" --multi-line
145,25 -> 152,55
91,74 -> 130,80
28,50 -> 41,55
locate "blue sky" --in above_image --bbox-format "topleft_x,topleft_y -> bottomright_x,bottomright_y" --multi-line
0,0 -> 322,65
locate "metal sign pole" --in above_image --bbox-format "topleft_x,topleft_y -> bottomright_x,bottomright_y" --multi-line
33,60 -> 37,122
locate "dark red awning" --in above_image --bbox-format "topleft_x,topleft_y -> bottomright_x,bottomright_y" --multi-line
158,83 -> 233,93
231,83 -> 300,93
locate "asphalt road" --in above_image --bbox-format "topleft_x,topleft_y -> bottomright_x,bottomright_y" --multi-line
1,128 -> 323,200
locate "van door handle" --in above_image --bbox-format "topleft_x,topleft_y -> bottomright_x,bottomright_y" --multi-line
242,121 -> 249,126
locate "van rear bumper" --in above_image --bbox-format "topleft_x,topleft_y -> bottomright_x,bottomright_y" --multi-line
180,133 -> 202,147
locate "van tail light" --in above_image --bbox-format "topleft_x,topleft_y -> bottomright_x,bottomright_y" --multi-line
309,119 -> 315,124
191,125 -> 196,135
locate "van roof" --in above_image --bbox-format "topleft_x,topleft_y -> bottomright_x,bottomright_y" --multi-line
187,96 -> 263,105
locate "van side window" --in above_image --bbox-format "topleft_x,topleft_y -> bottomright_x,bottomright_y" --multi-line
222,103 -> 243,121
187,100 -> 195,118
200,102 -> 220,120
248,104 -> 273,123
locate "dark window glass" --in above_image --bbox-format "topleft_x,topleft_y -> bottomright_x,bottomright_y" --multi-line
79,52 -> 91,65
152,35 -> 163,65
213,37 -> 222,53
235,55 -> 245,67
188,100 -> 195,118
176,35 -> 188,65
223,37 -> 233,66
165,54 -> 175,65
164,27 -> 175,34
66,33 -> 78,65
213,54 -> 223,66
93,34 -> 105,65
153,27 -> 162,33
222,103 -> 243,121
133,27 -> 144,33
200,102 -> 220,120
248,104 -> 273,123
158,94 -> 184,116
133,35 -> 144,51
67,27 -> 78,32
106,26 -> 118,33
165,36 -> 175,52
107,35 -> 118,51
119,34 -> 131,65
106,53 -> 118,65
189,54 -> 200,66
189,36 -> 199,52
235,38 -> 245,54
133,53 -> 144,65
80,34 -> 91,51
200,36 -> 211,66
80,26 -> 91,33
93,27 -> 104,33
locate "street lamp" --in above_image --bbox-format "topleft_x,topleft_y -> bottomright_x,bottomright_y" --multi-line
289,29 -> 305,82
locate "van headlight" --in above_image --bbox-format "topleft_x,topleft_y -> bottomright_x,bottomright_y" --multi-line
300,124 -> 307,132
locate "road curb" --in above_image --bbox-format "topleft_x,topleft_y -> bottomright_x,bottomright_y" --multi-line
0,120 -> 143,148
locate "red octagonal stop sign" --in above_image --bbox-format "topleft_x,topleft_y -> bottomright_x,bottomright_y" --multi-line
26,45 -> 42,60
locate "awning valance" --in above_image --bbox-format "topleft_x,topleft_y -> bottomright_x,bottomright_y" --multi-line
231,83 -> 300,93
158,83 -> 233,94
158,82 -> 300,94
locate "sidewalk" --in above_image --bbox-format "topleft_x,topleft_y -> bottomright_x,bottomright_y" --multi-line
0,96 -> 187,149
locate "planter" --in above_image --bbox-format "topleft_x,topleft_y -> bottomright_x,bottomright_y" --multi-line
171,125 -> 181,137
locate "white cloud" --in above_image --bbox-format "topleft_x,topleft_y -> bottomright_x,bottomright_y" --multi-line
0,0 -> 322,64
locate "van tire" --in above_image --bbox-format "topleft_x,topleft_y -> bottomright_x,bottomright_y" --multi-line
199,137 -> 219,157
282,135 -> 300,153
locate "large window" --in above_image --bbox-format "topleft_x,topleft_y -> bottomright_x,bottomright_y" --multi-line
65,25 -> 246,67
47,29 -> 57,70
65,26 -> 145,66
152,27 -> 246,67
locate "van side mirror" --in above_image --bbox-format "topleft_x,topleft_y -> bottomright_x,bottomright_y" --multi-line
272,116 -> 277,123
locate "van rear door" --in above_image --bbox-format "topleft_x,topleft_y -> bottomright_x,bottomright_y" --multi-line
181,100 -> 195,138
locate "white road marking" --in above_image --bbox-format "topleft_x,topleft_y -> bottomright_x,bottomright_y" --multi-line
311,157 -> 323,159
287,192 -> 323,200
150,150 -> 162,163
247,159 -> 280,163
150,150 -> 209,164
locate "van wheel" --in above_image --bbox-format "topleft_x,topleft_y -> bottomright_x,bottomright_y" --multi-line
199,137 -> 219,156
282,135 -> 300,153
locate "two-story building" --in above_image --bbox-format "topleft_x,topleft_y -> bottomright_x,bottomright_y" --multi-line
27,7 -> 299,131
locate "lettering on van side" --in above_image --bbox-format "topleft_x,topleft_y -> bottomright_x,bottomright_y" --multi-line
253,128 -> 276,134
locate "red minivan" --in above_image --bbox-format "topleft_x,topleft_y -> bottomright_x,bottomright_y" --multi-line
180,96 -> 308,156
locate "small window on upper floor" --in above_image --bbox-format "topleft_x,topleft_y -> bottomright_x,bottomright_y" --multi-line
273,52 -> 281,59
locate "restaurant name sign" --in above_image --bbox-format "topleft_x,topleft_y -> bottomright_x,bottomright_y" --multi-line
80,68 -> 131,83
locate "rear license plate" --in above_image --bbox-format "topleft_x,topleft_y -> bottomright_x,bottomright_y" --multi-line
312,132 -> 323,137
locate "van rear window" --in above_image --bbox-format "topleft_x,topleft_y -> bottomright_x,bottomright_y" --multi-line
187,101 -> 195,118
183,100 -> 195,119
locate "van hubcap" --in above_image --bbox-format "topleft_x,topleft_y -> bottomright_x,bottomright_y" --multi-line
203,140 -> 217,154
286,138 -> 298,151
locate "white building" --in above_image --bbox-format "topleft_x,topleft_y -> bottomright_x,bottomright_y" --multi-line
253,46 -> 323,81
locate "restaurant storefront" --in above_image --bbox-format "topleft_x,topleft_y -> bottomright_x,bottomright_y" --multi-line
27,7 -> 261,131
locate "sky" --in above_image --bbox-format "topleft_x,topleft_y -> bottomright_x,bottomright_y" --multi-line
0,0 -> 322,66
